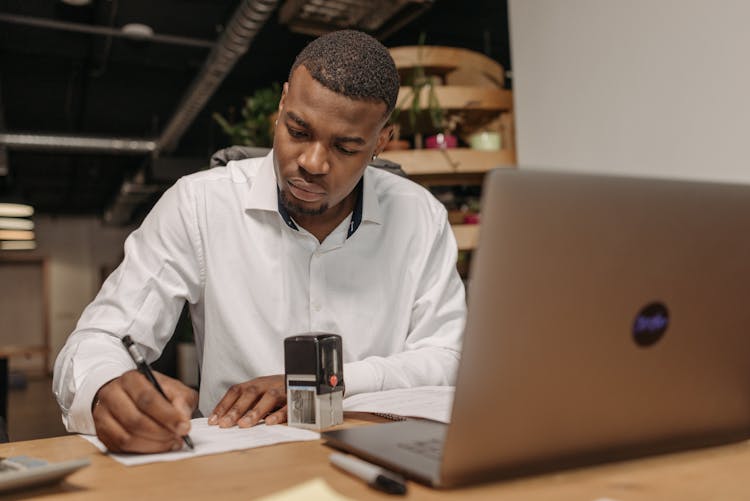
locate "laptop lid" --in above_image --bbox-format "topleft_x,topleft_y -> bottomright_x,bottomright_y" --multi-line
324,168 -> 750,487
439,168 -> 750,485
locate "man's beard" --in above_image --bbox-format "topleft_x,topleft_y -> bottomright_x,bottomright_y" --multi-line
280,189 -> 328,216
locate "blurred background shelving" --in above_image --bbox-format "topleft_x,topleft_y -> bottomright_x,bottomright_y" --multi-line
382,43 -> 516,267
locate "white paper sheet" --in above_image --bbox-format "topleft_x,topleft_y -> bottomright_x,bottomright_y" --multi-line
80,417 -> 319,466
343,386 -> 455,423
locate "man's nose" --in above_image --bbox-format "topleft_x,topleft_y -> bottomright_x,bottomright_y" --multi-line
298,142 -> 330,175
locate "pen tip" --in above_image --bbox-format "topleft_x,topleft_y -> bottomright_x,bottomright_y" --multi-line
184,436 -> 195,449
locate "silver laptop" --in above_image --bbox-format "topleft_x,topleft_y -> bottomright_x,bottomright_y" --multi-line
322,168 -> 750,487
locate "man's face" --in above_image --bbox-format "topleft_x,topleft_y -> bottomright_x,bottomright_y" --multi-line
273,66 -> 392,221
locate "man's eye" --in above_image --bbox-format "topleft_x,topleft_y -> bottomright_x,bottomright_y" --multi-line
336,145 -> 357,156
287,127 -> 307,139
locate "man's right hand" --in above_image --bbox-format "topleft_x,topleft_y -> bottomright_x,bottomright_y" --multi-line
92,369 -> 198,453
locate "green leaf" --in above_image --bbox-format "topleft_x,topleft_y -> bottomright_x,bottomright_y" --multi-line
212,83 -> 282,147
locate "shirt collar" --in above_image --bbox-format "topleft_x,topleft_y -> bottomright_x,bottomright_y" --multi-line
276,180 -> 364,238
346,179 -> 363,238
361,166 -> 383,227
276,186 -> 298,232
244,151 -> 383,237
242,150 -> 279,213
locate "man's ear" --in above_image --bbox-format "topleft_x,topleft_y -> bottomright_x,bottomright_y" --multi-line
375,123 -> 394,156
278,82 -> 289,113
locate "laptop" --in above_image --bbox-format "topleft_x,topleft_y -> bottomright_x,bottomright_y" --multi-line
322,168 -> 750,487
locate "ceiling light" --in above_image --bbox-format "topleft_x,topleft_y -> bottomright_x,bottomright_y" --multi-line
0,202 -> 34,217
121,23 -> 155,40
0,240 -> 37,251
0,229 -> 34,240
0,217 -> 34,230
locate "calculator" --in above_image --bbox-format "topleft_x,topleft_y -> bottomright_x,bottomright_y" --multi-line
0,455 -> 90,493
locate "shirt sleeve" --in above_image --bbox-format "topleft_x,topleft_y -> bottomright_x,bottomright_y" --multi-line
344,205 -> 466,395
52,178 -> 204,434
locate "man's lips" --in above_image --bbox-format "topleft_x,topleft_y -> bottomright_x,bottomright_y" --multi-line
287,179 -> 326,203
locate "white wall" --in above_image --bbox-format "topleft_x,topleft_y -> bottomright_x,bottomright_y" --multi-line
1,217 -> 134,370
509,0 -> 750,183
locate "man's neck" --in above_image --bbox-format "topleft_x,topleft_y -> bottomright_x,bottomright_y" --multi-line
295,191 -> 356,243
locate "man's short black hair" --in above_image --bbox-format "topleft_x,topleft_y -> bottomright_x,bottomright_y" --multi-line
290,30 -> 400,117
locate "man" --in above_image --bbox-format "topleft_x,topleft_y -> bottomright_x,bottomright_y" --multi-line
53,30 -> 465,453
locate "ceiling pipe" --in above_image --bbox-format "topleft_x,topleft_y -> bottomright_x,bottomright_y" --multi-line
0,0 -> 280,223
0,0 -> 280,156
156,0 -> 281,154
0,12 -> 215,49
0,133 -> 156,154
103,0 -> 281,224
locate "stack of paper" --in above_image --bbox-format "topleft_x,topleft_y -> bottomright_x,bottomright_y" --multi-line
343,386 -> 455,423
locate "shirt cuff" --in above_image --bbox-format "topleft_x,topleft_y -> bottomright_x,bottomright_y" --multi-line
343,360 -> 379,396
64,364 -> 130,435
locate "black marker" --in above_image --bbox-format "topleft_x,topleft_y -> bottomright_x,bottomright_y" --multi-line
121,335 -> 194,450
329,452 -> 407,495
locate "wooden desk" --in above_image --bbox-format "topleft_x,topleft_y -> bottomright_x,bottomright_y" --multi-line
2,416 -> 750,500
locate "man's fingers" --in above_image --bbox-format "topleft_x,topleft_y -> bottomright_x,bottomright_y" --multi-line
156,372 -> 199,418
209,385 -> 238,426
120,370 -> 190,436
171,395 -> 196,421
100,380 -> 183,441
94,401 -> 131,452
208,383 -> 260,427
209,375 -> 287,427
218,384 -> 263,428
92,370 -> 197,454
94,382 -> 183,453
262,405 -> 288,426
237,387 -> 285,428
98,418 -> 181,454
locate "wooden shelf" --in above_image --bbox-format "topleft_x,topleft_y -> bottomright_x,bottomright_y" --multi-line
396,86 -> 512,112
452,224 -> 480,251
387,44 -> 513,260
380,148 -> 515,177
390,46 -> 505,87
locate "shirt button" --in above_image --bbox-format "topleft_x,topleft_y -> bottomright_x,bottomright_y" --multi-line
312,302 -> 322,312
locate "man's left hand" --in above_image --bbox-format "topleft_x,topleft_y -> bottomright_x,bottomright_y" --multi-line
208,374 -> 287,428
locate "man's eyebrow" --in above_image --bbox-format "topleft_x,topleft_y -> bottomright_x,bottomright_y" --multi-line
334,135 -> 366,145
286,111 -> 308,128
287,111 -> 365,145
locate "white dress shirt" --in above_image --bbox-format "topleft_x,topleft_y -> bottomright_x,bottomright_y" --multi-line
53,151 -> 466,434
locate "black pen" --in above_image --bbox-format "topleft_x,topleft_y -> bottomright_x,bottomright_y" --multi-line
329,452 -> 407,495
121,335 -> 194,450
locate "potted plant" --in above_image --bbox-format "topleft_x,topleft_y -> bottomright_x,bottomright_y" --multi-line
212,83 -> 281,147
424,114 -> 461,150
390,33 -> 446,149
